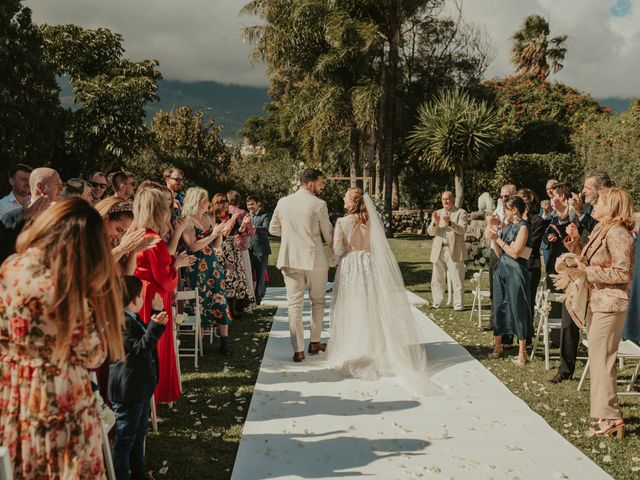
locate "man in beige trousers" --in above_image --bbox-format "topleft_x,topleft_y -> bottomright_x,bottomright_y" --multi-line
269,168 -> 334,362
428,191 -> 468,311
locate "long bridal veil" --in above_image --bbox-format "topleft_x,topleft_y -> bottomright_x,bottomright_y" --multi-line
328,194 -> 429,393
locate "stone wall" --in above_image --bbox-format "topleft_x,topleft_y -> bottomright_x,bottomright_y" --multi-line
391,209 -> 430,234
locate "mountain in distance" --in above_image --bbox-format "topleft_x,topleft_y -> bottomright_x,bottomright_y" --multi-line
147,80 -> 270,140
599,97 -> 634,113
58,77 -> 270,141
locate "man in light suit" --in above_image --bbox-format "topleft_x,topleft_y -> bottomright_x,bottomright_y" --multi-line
269,168 -> 334,362
428,191 -> 468,311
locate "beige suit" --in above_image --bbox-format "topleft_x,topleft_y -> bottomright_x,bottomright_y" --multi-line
269,188 -> 334,353
427,206 -> 468,309
577,223 -> 634,419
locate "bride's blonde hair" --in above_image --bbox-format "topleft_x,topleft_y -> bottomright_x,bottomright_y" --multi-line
346,188 -> 369,224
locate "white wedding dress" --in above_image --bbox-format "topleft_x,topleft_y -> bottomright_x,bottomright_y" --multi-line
327,196 -> 429,391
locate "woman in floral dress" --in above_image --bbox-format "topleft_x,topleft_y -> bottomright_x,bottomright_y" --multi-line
181,187 -> 234,355
211,193 -> 255,317
0,199 -> 125,479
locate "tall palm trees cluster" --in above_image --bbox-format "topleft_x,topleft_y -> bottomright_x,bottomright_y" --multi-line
242,1 -> 567,230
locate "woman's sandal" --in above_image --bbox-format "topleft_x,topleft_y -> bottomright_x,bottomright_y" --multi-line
587,419 -> 625,439
488,349 -> 503,359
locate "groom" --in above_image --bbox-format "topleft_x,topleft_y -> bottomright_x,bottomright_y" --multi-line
269,168 -> 334,362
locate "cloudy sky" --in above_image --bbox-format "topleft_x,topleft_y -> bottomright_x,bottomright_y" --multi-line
26,0 -> 639,98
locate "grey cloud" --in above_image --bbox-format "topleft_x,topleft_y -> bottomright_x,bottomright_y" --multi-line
26,0 -> 640,97
26,0 -> 268,86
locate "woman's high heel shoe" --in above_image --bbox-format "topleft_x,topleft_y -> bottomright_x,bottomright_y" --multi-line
587,419 -> 625,439
514,354 -> 527,367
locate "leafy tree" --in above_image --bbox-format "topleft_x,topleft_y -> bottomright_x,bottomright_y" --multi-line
511,15 -> 567,81
0,0 -> 61,184
572,100 -> 640,206
129,107 -> 233,194
407,88 -> 499,207
40,24 -> 161,176
480,75 -> 605,156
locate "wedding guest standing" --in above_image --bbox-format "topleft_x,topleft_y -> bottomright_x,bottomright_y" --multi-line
110,277 -> 167,480
111,171 -> 136,201
181,187 -> 233,356
485,184 -> 517,339
62,178 -> 93,201
227,190 -> 256,313
0,163 -> 32,216
539,178 -> 557,267
0,199 -> 125,479
549,171 -> 613,384
564,187 -> 634,438
164,167 -> 185,218
518,188 -> 550,338
89,171 -> 108,204
132,188 -> 194,404
487,196 -> 532,366
247,194 -> 271,305
212,193 -> 255,317
427,191 -> 468,311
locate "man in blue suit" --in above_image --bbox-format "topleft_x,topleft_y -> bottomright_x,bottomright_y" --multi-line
247,194 -> 272,305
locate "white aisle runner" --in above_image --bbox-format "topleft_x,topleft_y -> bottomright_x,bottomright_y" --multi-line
231,287 -> 610,480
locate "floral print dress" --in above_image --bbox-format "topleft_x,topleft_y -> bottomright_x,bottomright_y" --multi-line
184,226 -> 232,327
216,214 -> 254,302
0,249 -> 107,479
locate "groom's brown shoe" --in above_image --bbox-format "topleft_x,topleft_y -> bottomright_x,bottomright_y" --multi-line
293,352 -> 305,362
308,342 -> 327,354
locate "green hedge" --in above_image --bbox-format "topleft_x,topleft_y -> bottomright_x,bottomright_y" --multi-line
493,152 -> 585,199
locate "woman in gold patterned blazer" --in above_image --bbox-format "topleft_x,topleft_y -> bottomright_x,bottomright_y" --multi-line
565,187 -> 635,439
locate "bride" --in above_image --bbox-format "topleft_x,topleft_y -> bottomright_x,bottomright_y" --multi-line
327,188 -> 428,389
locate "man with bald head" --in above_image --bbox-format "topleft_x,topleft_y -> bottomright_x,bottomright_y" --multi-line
427,191 -> 468,310
0,168 -> 59,262
29,167 -> 63,205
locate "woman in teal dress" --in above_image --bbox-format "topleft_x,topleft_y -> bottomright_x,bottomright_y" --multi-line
487,196 -> 532,366
180,187 -> 234,356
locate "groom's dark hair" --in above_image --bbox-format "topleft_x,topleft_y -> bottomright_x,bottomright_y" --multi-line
300,168 -> 324,184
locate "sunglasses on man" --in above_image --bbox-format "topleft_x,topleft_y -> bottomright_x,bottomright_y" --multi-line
90,181 -> 107,189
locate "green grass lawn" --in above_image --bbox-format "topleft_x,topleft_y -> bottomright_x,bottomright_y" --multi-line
146,236 -> 639,480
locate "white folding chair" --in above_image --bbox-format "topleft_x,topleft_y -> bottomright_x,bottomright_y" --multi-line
469,268 -> 491,328
90,372 -> 116,480
150,394 -> 158,433
175,289 -> 203,369
530,290 -> 563,370
578,339 -> 640,394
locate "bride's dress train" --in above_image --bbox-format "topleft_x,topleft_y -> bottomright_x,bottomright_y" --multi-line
327,196 -> 429,391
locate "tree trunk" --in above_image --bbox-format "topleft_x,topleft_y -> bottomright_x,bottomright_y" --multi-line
363,125 -> 376,193
392,175 -> 400,209
349,128 -> 360,188
454,167 -> 464,208
382,16 -> 401,237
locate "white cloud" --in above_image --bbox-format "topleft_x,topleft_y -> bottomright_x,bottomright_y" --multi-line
452,0 -> 640,97
25,0 -> 640,97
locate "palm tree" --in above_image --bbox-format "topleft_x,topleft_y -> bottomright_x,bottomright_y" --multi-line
407,88 -> 499,208
511,14 -> 567,80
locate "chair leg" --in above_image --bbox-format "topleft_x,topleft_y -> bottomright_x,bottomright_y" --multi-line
102,422 -> 116,480
477,296 -> 483,329
627,362 -> 640,392
577,359 -> 590,391
151,395 -> 158,433
469,293 -> 477,322
543,323 -> 550,371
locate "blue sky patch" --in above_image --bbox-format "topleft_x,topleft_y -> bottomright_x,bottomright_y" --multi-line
610,0 -> 633,17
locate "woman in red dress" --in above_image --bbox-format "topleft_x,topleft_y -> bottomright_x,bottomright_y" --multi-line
131,188 -> 194,403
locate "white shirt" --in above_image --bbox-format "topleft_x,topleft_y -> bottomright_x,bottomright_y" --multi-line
0,191 -> 20,217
